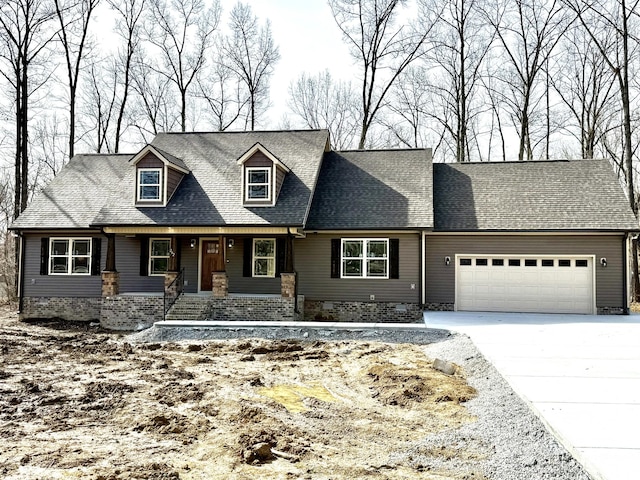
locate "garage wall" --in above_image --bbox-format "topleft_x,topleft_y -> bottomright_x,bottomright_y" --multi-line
425,234 -> 626,309
295,232 -> 421,303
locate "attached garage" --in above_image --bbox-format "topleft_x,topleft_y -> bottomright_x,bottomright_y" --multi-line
455,255 -> 595,314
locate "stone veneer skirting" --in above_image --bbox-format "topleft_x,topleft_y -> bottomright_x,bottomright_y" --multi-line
203,295 -> 304,322
304,300 -> 423,323
20,297 -> 102,322
424,303 -> 455,312
100,294 -> 164,331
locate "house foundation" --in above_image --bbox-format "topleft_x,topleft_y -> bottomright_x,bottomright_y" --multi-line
304,300 -> 423,323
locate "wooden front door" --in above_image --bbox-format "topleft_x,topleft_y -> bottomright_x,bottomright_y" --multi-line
201,239 -> 224,291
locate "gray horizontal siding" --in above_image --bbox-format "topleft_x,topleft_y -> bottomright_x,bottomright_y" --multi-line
295,233 -> 421,303
116,236 -> 163,293
22,233 -> 105,297
425,234 -> 626,308
180,237 -> 199,293
227,237 -> 281,294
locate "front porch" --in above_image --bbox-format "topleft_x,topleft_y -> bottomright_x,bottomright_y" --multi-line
99,232 -> 302,330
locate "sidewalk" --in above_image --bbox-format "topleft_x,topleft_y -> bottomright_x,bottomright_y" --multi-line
424,311 -> 640,480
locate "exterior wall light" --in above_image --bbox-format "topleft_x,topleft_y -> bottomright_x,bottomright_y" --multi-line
600,257 -> 607,267
444,256 -> 451,266
190,238 -> 197,249
227,238 -> 235,248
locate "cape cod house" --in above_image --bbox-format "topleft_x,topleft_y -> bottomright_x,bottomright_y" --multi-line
10,129 -> 639,330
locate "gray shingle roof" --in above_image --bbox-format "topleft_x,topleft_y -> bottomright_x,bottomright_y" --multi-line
151,146 -> 189,172
434,159 -> 639,231
10,154 -> 130,230
93,130 -> 329,227
306,149 -> 433,229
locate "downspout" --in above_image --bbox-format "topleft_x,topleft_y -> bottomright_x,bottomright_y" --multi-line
421,230 -> 426,306
624,233 -> 631,315
16,232 -> 25,314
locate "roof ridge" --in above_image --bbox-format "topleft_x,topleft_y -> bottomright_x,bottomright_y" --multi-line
443,158 -> 604,165
157,129 -> 329,135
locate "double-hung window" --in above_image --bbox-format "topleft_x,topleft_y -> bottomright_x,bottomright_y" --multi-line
245,167 -> 271,201
341,239 -> 389,278
149,238 -> 171,275
50,238 -> 91,275
253,238 -> 276,277
138,168 -> 162,202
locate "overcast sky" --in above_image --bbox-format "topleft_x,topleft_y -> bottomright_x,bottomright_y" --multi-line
232,0 -> 355,126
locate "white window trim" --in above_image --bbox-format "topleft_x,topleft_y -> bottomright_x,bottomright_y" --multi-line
252,238 -> 276,278
49,238 -> 92,276
137,167 -> 163,202
341,238 -> 389,279
149,238 -> 172,276
244,166 -> 272,203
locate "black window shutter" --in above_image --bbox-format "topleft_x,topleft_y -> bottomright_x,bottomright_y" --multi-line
389,238 -> 400,279
91,238 -> 102,276
243,238 -> 253,277
40,238 -> 49,275
330,238 -> 340,278
276,238 -> 286,276
139,236 -> 149,276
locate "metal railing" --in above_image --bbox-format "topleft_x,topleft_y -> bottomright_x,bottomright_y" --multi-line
164,268 -> 185,318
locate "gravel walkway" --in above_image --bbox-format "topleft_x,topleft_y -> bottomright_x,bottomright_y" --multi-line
129,325 -> 592,479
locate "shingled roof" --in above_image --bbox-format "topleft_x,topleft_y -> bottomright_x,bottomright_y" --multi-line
306,149 -> 433,230
93,130 -> 329,227
11,154 -> 130,230
433,159 -> 639,231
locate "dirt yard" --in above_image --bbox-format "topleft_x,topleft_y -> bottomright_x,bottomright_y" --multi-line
0,307 -> 483,480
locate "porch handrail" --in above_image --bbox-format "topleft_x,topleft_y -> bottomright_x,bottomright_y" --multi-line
164,268 -> 185,317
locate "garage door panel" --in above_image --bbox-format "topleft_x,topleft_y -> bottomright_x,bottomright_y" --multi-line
456,255 -> 594,314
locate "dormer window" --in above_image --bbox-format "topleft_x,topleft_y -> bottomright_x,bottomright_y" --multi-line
138,168 -> 162,202
246,167 -> 271,201
237,142 -> 290,207
131,145 -> 189,207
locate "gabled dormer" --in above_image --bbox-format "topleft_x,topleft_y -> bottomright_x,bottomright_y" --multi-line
130,145 -> 190,207
237,142 -> 290,207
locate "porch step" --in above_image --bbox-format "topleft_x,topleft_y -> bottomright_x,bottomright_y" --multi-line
165,295 -> 212,321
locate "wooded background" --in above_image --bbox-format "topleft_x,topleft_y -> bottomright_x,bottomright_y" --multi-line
2,0 -> 639,299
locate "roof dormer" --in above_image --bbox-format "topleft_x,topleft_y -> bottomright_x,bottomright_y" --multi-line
130,145 -> 189,207
237,142 -> 289,207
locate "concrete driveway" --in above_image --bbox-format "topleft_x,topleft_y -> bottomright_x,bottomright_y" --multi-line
424,311 -> 640,480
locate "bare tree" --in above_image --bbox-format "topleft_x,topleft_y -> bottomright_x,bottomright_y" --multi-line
108,0 -> 145,152
0,0 -> 58,219
197,61 -> 248,131
221,2 -> 280,131
563,0 -> 639,215
382,66 -> 432,149
287,70 -> 360,149
54,0 -> 99,160
428,0 -> 493,162
328,0 -> 440,148
130,61 -> 179,140
144,0 -> 221,132
552,23 -> 618,160
83,61 -> 118,152
483,0 -> 567,161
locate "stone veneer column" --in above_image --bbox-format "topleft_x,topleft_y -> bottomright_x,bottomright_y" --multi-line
281,272 -> 296,298
101,271 -> 120,297
212,272 -> 228,298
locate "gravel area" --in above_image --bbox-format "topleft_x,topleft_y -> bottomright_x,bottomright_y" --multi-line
130,324 -> 593,480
